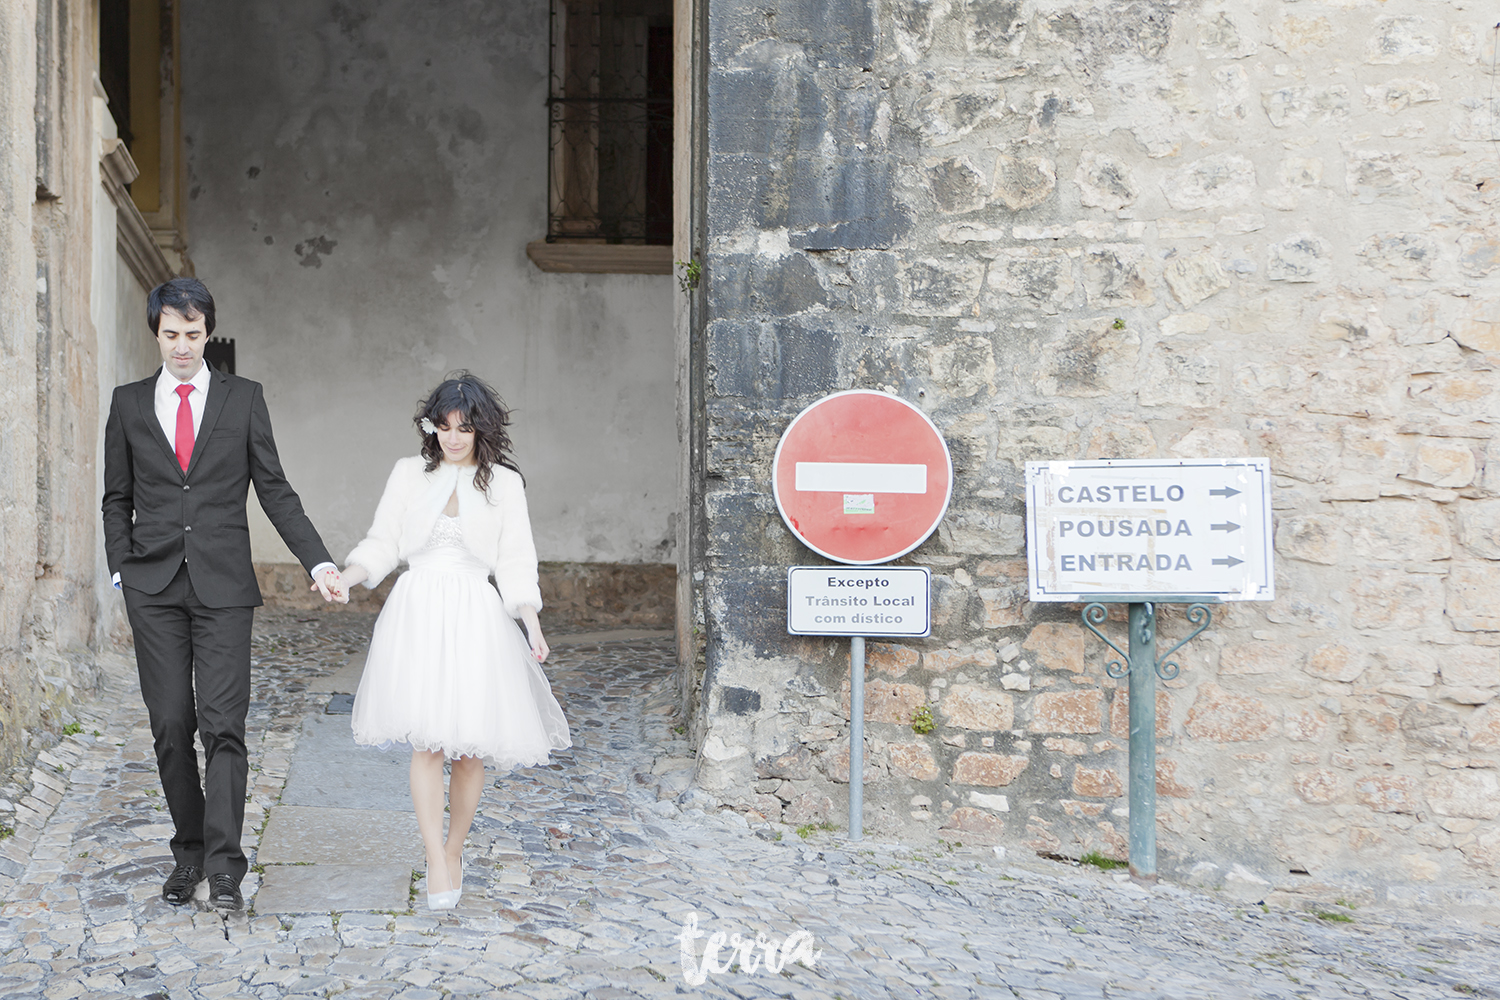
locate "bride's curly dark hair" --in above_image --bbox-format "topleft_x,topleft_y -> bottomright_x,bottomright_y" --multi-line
416,371 -> 522,496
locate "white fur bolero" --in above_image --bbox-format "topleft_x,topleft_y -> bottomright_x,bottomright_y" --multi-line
344,455 -> 543,617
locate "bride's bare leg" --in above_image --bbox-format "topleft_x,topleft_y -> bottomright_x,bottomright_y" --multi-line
445,755 -> 485,881
410,750 -> 454,894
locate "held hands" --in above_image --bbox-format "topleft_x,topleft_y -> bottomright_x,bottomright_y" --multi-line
311,563 -> 370,604
311,566 -> 350,604
520,607 -> 549,663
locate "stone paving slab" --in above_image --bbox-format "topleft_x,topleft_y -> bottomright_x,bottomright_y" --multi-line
259,806 -> 423,865
306,651 -> 366,694
279,712 -> 412,811
255,863 -> 413,913
0,612 -> 1496,1000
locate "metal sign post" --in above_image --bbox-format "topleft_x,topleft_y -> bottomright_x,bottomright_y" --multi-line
773,392 -> 953,845
1026,457 -> 1275,882
848,636 -> 865,840
1082,601 -> 1212,882
787,566 -> 932,842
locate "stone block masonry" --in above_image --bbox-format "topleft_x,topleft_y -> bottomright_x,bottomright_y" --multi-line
0,0 -> 109,775
692,0 -> 1500,896
256,562 -> 678,629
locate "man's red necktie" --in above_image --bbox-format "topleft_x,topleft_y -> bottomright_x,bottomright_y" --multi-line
174,383 -> 195,472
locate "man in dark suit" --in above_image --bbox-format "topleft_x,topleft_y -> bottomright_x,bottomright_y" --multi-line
102,277 -> 347,912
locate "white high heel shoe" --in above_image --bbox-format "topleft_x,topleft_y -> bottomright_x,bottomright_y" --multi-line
425,864 -> 459,910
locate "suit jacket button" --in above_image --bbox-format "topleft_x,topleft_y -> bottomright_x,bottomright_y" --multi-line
185,526 -> 192,532
183,484 -> 190,491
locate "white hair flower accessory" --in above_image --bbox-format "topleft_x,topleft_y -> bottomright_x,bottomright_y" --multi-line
420,417 -> 438,436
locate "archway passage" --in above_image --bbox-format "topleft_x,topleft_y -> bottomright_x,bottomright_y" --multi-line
176,0 -> 680,632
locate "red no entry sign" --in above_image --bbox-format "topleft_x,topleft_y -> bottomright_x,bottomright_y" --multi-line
773,390 -> 953,564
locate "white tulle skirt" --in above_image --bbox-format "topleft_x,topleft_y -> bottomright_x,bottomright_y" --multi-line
350,543 -> 571,768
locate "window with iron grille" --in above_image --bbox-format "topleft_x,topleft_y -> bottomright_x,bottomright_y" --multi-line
547,0 -> 672,245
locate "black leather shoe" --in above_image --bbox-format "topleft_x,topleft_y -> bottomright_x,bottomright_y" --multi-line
207,873 -> 243,912
162,864 -> 203,905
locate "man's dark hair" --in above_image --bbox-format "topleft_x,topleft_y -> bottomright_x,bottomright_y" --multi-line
147,277 -> 216,336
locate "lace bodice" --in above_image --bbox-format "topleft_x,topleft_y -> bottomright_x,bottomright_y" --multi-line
423,514 -> 465,550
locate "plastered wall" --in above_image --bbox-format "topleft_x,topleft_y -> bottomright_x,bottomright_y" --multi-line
180,0 -> 677,570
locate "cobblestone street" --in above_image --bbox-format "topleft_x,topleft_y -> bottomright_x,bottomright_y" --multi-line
0,610 -> 1497,999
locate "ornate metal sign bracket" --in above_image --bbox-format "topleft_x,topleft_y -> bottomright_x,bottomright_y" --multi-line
1079,600 -> 1214,883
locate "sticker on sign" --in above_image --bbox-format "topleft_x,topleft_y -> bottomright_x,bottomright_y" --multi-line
786,567 -> 932,636
1026,458 -> 1274,602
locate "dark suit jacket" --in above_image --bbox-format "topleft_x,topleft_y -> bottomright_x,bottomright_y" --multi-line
102,366 -> 333,608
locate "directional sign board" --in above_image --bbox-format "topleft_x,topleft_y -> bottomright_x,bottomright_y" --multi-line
773,390 -> 953,565
1026,458 -> 1273,602
787,566 -> 932,637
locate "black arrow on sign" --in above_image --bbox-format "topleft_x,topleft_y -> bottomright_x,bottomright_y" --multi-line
1212,556 -> 1244,567
1210,521 -> 1241,533
1209,486 -> 1241,498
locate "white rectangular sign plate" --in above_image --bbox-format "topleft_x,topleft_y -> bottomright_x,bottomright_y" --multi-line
1026,458 -> 1274,602
787,566 -> 932,636
794,462 -> 928,494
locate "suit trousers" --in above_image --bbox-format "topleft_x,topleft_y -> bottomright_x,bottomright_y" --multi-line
123,562 -> 254,882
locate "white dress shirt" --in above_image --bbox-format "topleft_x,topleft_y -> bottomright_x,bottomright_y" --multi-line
155,360 -> 212,445
113,361 -> 336,589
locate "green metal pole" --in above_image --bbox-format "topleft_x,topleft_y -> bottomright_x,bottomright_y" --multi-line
1127,602 -> 1157,883
1083,600 -> 1211,884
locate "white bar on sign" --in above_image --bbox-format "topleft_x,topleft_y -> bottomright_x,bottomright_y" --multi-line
795,462 -> 927,494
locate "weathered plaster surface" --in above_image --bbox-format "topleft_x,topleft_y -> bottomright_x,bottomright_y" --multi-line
696,0 -> 1500,895
180,0 -> 676,567
92,93 -> 163,655
0,0 -> 109,772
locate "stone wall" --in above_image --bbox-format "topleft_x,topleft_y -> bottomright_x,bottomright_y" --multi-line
0,0 -> 43,771
258,561 -> 675,629
0,0 -> 108,773
693,0 -> 1500,896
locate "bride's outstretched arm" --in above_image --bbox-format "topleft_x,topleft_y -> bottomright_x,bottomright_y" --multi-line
518,606 -> 548,663
343,459 -> 411,588
341,563 -> 371,589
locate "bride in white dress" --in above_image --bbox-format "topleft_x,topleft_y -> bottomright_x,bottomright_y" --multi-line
337,372 -> 570,910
